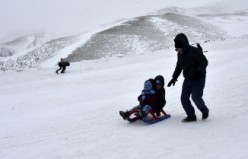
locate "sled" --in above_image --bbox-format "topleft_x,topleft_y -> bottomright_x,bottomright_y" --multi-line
127,109 -> 171,124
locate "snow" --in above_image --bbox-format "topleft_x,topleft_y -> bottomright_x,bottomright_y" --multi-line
0,0 -> 227,42
1,0 -> 248,159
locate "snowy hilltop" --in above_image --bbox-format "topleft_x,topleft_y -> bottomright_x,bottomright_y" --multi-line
0,0 -> 248,159
0,6 -> 230,71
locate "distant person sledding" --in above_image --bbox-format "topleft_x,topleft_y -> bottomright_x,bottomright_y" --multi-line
119,76 -> 170,124
56,58 -> 70,74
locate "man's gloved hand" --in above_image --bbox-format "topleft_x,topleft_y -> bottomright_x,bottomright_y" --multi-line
167,78 -> 177,87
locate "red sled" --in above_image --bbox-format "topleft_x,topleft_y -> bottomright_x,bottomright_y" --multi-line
127,109 -> 171,124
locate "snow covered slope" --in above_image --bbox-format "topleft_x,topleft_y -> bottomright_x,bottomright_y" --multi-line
67,10 -> 225,62
0,33 -> 56,58
1,0 -> 248,159
0,7 -> 228,71
1,37 -> 248,159
1,0 -> 247,71
0,0 -> 226,41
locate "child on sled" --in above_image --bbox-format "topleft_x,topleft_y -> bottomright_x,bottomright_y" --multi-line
154,75 -> 166,117
119,76 -> 167,121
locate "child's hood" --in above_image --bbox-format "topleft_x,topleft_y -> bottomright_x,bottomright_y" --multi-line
154,75 -> 165,87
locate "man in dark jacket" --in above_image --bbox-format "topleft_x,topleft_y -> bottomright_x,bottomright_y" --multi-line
56,58 -> 70,74
167,33 -> 209,122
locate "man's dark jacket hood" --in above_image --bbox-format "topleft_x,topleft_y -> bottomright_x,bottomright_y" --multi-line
174,33 -> 190,50
172,33 -> 208,80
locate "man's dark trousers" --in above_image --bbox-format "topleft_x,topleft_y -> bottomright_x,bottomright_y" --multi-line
181,78 -> 209,118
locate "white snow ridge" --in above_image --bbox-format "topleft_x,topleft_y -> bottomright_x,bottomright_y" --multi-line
0,1 -> 248,159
